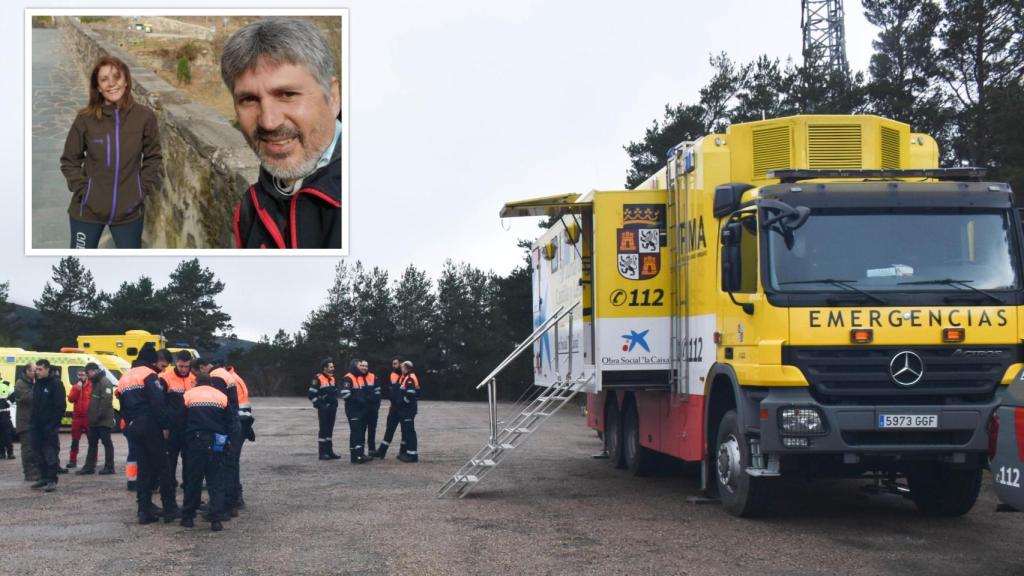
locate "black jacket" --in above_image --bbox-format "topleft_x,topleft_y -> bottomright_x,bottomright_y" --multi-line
30,375 -> 66,431
184,384 -> 233,436
308,372 -> 339,408
233,142 -> 340,249
116,363 -> 168,430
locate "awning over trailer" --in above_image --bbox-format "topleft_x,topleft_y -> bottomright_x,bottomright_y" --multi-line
499,193 -> 591,218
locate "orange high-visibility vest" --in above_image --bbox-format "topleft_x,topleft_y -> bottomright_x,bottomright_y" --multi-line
184,385 -> 229,408
231,369 -> 250,407
115,365 -> 156,396
161,367 -> 195,394
399,373 -> 420,390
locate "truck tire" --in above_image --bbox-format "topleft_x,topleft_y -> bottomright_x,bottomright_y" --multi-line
605,398 -> 625,469
714,410 -> 768,517
623,399 -> 656,476
907,462 -> 982,517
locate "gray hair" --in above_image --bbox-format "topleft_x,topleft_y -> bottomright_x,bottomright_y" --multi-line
401,360 -> 414,370
220,17 -> 337,98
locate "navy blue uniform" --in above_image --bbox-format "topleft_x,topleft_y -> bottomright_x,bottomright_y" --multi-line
308,372 -> 340,459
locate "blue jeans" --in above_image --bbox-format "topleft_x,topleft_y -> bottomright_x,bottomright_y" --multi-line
69,215 -> 144,249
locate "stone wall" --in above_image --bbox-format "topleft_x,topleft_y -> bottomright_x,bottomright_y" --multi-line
58,16 -> 259,248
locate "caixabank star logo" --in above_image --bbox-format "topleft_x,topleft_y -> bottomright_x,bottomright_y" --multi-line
617,204 -> 665,280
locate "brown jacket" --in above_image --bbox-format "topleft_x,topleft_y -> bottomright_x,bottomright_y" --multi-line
13,375 -> 33,433
60,102 -> 163,225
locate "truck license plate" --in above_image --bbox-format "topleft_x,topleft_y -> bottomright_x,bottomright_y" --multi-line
878,414 -> 938,429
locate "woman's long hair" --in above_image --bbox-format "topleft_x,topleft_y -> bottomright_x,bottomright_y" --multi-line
78,55 -> 135,120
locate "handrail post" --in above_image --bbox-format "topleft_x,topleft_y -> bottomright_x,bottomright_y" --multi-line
488,377 -> 498,444
567,310 -> 573,382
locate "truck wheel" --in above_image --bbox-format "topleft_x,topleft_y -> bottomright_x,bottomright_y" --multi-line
907,462 -> 982,517
623,399 -> 656,476
714,410 -> 768,517
605,398 -> 625,469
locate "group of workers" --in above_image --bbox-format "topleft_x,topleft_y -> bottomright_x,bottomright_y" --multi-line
3,349 -> 421,529
309,357 -> 420,464
2,347 -> 253,532
116,347 -> 254,531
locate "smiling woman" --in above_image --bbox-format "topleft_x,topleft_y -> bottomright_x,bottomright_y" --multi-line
59,55 -> 163,249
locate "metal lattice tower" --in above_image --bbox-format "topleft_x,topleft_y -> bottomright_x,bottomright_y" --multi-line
801,0 -> 849,80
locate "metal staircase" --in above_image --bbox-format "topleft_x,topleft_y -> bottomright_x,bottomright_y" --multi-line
439,301 -> 591,498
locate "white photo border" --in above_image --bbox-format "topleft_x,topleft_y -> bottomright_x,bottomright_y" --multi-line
24,7 -> 350,256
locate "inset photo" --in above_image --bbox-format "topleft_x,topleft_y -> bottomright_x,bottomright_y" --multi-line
26,9 -> 348,253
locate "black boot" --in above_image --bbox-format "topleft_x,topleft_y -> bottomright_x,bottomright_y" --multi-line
318,442 -> 331,461
326,440 -> 342,460
376,442 -> 389,459
138,502 -> 159,525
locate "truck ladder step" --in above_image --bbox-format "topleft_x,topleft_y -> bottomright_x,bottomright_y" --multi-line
439,374 -> 593,498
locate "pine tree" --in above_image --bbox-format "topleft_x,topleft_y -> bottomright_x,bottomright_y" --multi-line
158,259 -> 232,350
935,0 -> 1023,173
34,256 -> 99,348
392,265 -> 437,375
351,265 -> 395,371
731,56 -> 800,123
863,0 -> 948,151
0,281 -> 13,346
302,260 -> 358,366
96,276 -> 165,334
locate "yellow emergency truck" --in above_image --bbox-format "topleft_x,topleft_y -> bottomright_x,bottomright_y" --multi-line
77,330 -> 165,363
500,114 -> 1020,517
0,349 -> 122,427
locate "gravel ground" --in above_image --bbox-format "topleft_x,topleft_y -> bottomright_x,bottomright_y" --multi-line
2,398 -> 1022,576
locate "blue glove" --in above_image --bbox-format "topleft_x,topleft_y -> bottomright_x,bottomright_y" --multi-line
213,433 -> 228,453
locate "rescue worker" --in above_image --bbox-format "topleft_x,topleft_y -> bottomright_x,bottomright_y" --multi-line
65,370 -> 91,469
226,365 -> 253,511
0,379 -> 14,459
361,360 -> 382,458
30,359 -> 66,491
180,373 -> 232,532
396,361 -> 420,463
14,364 -> 40,481
341,359 -> 373,464
118,349 -> 171,492
209,361 -> 241,518
308,358 -> 341,460
375,358 -> 402,459
160,351 -> 195,488
116,346 -> 178,524
76,363 -> 115,475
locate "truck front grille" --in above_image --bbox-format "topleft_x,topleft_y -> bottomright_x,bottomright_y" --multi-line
782,345 -> 1018,405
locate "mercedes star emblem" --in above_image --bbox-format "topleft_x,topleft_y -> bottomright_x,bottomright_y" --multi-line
889,351 -> 924,387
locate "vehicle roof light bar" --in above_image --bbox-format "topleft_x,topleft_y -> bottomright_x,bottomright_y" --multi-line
767,168 -> 988,184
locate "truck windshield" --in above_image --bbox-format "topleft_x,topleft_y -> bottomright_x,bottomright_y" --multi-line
766,210 -> 1020,293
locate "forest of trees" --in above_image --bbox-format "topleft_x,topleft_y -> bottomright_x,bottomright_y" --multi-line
0,256 -> 533,401
624,0 -> 1024,194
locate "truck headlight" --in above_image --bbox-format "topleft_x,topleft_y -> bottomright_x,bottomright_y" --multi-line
779,407 -> 826,435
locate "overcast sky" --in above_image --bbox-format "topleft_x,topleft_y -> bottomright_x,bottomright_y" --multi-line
3,0 -> 881,341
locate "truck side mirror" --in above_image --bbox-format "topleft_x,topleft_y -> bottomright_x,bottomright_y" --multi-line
714,183 -> 754,218
721,222 -> 742,293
